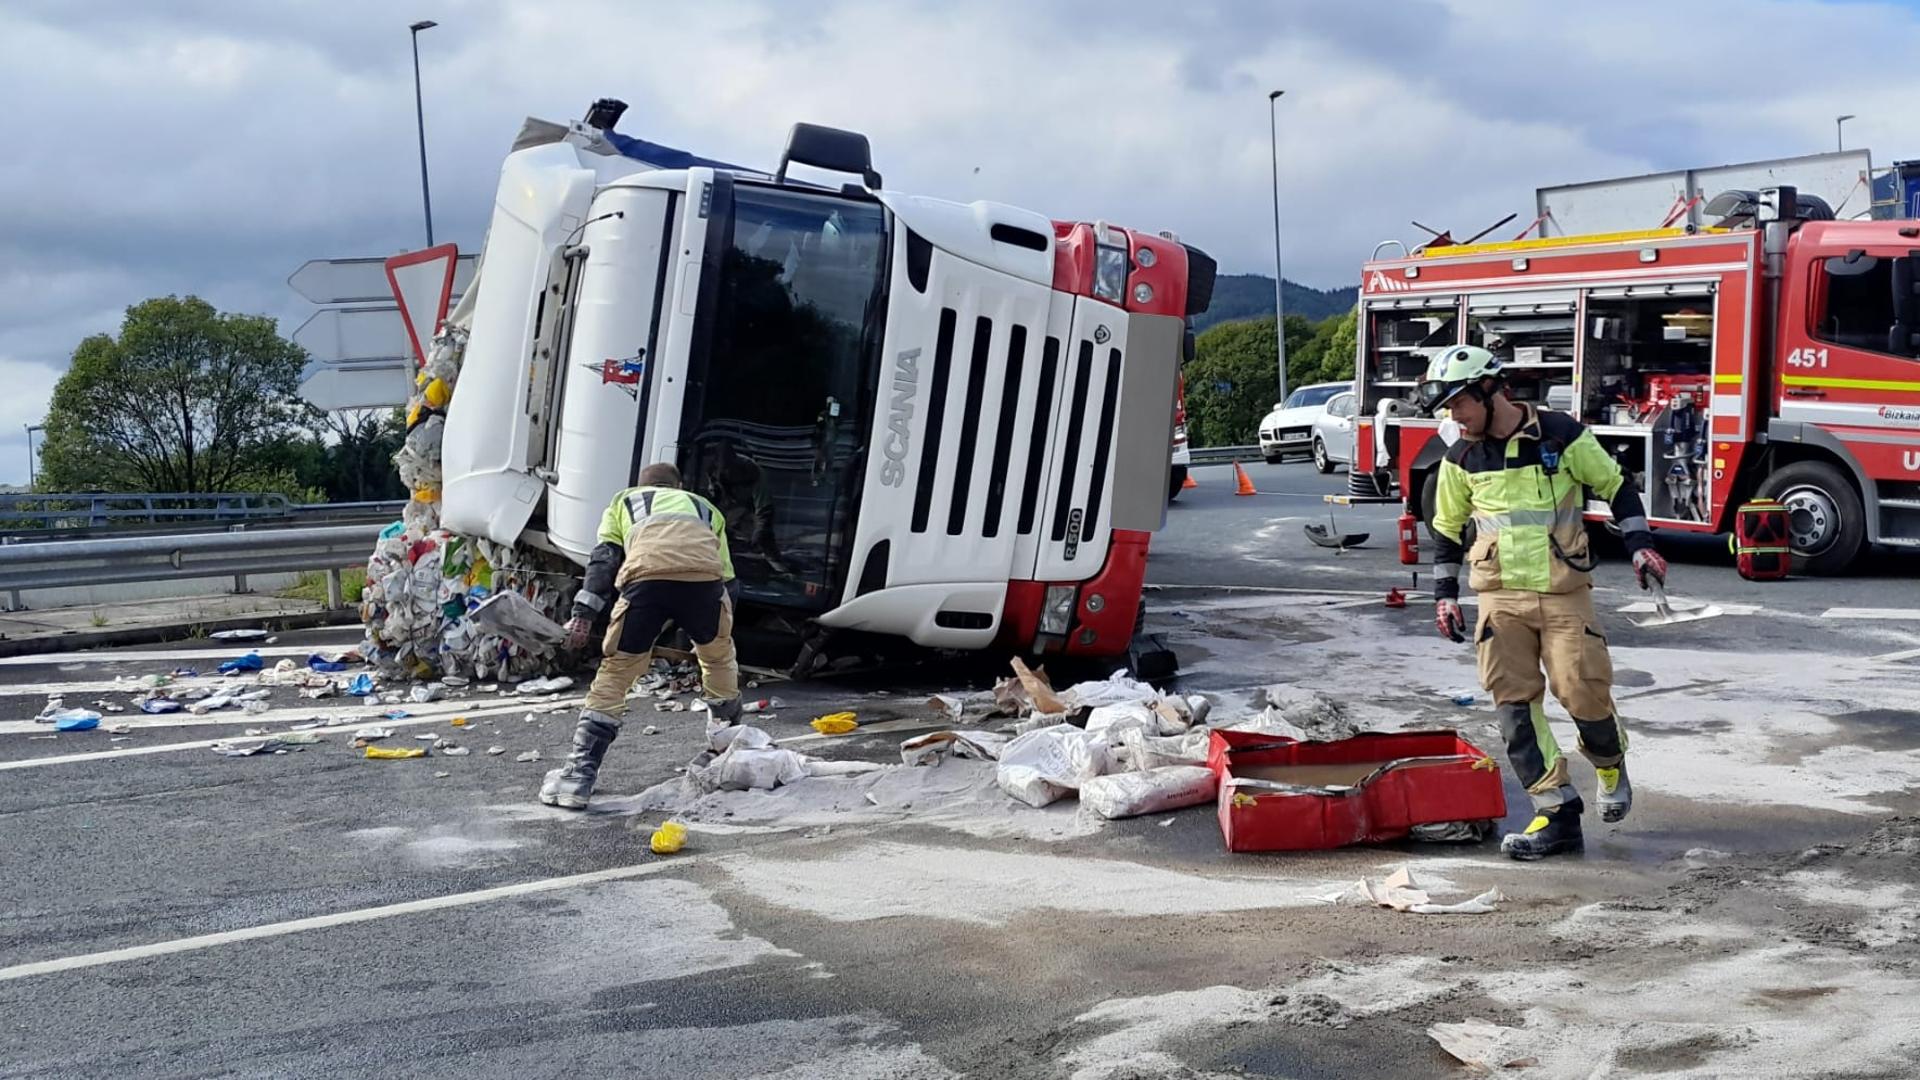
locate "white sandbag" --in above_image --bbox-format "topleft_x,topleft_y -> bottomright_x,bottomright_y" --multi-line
1061,670 -> 1160,710
900,729 -> 1011,767
1115,727 -> 1212,772
1079,765 -> 1218,820
709,744 -> 811,791
996,723 -> 1110,808
1084,702 -> 1160,737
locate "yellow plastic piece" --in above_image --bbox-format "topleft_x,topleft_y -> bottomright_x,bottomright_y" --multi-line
650,821 -> 687,854
414,487 -> 440,503
1231,792 -> 1259,808
366,746 -> 426,760
407,404 -> 422,427
809,712 -> 858,735
424,378 -> 451,408
450,717 -> 468,728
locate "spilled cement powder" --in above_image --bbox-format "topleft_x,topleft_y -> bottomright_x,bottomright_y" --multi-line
526,878 -> 803,990
718,841 -> 1383,926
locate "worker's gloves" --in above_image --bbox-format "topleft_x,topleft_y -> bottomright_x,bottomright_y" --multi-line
1632,548 -> 1668,590
1435,599 -> 1467,643
564,616 -> 592,651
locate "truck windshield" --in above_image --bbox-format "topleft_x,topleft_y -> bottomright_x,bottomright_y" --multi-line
682,184 -> 889,609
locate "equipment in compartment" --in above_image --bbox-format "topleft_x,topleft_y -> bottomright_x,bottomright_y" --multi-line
1733,500 -> 1791,580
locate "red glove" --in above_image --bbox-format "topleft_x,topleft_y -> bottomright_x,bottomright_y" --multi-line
1632,548 -> 1668,590
564,616 -> 592,651
1435,599 -> 1467,642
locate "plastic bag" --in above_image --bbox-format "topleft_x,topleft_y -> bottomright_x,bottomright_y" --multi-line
52,709 -> 103,731
217,652 -> 263,674
996,724 -> 1111,808
469,591 -> 566,649
809,712 -> 858,735
1079,765 -> 1217,819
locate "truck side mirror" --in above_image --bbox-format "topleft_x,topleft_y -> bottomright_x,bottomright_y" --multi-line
1892,251 -> 1920,357
776,123 -> 882,189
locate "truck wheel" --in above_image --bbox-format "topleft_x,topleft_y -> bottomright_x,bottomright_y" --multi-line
1757,460 -> 1865,575
1167,466 -> 1187,503
1312,438 -> 1334,474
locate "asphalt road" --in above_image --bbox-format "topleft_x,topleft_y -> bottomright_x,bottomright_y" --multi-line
2,461 -> 1919,1079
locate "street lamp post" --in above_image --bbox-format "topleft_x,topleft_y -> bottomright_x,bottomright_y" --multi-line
25,424 -> 42,488
1836,113 -> 1856,153
1267,89 -> 1289,405
409,19 -> 439,247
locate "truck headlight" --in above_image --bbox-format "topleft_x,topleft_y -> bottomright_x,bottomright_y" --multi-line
1041,585 -> 1076,634
1093,244 -> 1128,303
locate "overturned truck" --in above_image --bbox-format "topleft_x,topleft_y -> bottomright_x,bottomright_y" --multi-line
362,100 -> 1215,678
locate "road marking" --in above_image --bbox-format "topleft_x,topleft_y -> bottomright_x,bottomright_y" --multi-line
0,643 -> 348,667
1820,608 -> 1920,621
1147,584 -> 1407,598
0,690 -> 547,736
0,697 -> 585,768
1869,646 -> 1920,663
0,857 -> 695,982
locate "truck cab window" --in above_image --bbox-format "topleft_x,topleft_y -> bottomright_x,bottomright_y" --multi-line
1815,254 -> 1909,358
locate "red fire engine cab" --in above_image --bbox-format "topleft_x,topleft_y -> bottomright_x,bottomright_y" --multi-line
1348,186 -> 1920,574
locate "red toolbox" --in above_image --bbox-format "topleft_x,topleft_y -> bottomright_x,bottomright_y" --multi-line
1208,728 -> 1507,852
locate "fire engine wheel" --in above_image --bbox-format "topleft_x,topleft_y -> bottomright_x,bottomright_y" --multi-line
1312,438 -> 1334,474
1758,461 -> 1865,576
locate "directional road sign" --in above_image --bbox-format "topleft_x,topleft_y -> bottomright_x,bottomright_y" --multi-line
288,254 -> 475,306
293,306 -> 412,364
297,359 -> 414,411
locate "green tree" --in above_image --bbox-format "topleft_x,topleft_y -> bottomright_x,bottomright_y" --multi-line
1184,315 -> 1319,446
269,409 -> 408,503
1318,305 -> 1360,383
39,296 -> 309,493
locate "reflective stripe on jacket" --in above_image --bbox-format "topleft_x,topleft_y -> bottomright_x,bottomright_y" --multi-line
598,486 -> 735,585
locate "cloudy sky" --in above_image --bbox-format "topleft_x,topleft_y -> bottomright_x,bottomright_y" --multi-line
2,0 -> 1915,487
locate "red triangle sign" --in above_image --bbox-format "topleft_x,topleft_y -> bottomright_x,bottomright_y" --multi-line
385,243 -> 460,367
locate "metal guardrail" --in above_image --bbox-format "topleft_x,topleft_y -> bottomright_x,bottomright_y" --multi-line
0,523 -> 383,611
0,493 -> 404,534
1186,445 -> 1264,466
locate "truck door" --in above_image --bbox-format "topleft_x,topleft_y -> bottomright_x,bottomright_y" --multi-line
676,178 -> 891,611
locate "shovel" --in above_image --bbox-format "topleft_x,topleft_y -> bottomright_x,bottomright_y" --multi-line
1632,579 -> 1722,628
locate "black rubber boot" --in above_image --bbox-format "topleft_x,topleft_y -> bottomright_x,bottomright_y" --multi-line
1500,799 -> 1585,861
538,710 -> 620,810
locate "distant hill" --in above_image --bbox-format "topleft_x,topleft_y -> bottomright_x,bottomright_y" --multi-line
1193,274 -> 1357,331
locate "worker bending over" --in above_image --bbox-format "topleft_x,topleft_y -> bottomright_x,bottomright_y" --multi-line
540,462 -> 742,809
1419,347 -> 1668,860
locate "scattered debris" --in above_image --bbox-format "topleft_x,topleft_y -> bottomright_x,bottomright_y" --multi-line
243,701 -> 270,716
741,697 -> 785,714
414,732 -> 440,741
450,717 -> 469,727
642,725 -> 659,736
809,712 -> 858,735
650,821 -> 688,854
928,694 -> 964,723
105,723 -> 131,736
1009,657 -> 1065,714
1451,692 -> 1478,706
655,700 -> 686,712
487,746 -> 507,756
244,727 -> 270,737
382,709 -> 412,721
1384,586 -> 1407,608
217,652 -> 264,674
900,730 -> 1009,767
139,698 -> 182,715
515,675 -> 574,695
211,737 -> 283,757
410,684 -> 445,704
514,750 -> 541,763
307,654 -> 351,673
352,726 -> 395,745
1428,1018 -> 1535,1072
52,710 -> 104,732
436,740 -> 470,756
998,724 -> 1109,807
433,771 -> 451,779
366,746 -> 427,760
210,629 -> 269,641
347,674 -> 377,697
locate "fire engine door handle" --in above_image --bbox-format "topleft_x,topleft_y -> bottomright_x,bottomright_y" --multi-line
1785,387 -> 1827,399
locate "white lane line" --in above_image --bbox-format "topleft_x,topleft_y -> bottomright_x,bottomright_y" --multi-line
0,857 -> 695,982
1147,584 -> 1413,599
0,643 -> 350,667
1869,646 -> 1920,663
0,697 -> 586,769
0,674 -> 289,699
1821,608 -> 1920,621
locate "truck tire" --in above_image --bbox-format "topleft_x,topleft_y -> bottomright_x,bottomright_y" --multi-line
1167,466 -> 1187,502
1757,460 -> 1865,576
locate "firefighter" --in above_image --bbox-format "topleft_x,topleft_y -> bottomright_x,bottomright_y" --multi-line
539,462 -> 743,809
1419,346 -> 1668,860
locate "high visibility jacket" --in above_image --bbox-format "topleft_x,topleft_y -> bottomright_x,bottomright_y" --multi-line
1431,404 -> 1650,598
572,486 -> 734,620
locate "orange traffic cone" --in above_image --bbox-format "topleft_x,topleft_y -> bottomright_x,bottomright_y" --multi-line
1182,471 -> 1199,490
1233,462 -> 1258,496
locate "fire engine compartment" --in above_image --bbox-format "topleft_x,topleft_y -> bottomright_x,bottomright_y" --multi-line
1359,238 -> 1743,530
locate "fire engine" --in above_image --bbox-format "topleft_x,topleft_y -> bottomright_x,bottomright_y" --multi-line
433,101 -> 1214,666
1348,185 -> 1920,574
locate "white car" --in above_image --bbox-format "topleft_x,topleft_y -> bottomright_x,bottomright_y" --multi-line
1308,389 -> 1360,473
1257,382 -> 1348,463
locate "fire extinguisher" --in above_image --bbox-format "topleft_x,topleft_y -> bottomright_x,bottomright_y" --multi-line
1397,511 -> 1420,565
